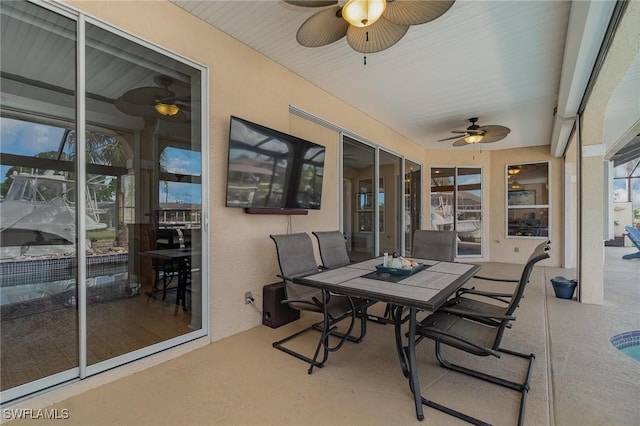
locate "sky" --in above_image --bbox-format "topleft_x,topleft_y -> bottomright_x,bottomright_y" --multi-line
1,117 -> 201,204
0,117 -> 66,178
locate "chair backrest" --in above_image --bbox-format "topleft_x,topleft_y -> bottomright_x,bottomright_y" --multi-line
505,240 -> 551,316
155,228 -> 182,249
486,240 -> 550,349
312,230 -> 351,268
412,229 -> 456,261
270,233 -> 321,304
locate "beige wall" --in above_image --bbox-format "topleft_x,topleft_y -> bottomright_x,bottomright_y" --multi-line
564,132 -> 579,269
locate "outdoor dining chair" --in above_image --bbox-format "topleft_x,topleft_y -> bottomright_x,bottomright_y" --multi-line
312,230 -> 351,268
412,229 -> 457,261
441,240 -> 551,326
409,240 -> 551,425
270,232 -> 368,374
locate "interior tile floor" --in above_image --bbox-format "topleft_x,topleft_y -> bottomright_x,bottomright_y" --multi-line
5,246 -> 640,425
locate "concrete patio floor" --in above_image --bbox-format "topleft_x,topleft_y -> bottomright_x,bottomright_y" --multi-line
5,246 -> 639,425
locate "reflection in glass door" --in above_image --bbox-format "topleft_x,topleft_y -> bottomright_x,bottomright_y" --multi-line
379,150 -> 402,256
404,161 -> 422,255
0,1 -> 79,395
431,167 -> 483,257
456,168 -> 482,256
342,137 -> 375,262
0,1 -> 206,403
342,136 -> 417,259
84,23 -> 204,369
431,168 -> 455,233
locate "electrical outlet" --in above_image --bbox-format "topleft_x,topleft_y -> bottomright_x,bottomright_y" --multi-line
514,246 -> 519,253
244,291 -> 253,304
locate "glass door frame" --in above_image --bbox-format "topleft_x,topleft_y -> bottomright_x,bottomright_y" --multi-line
1,0 -> 210,404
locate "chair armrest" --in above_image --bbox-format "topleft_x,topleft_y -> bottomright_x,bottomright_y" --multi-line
278,296 -> 322,310
439,306 -> 515,321
276,273 -> 326,309
455,288 -> 513,304
473,275 -> 519,283
416,323 -> 502,357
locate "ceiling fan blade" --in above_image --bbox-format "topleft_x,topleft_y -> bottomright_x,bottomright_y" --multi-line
438,134 -> 465,142
383,0 -> 455,26
346,16 -> 408,53
115,97 -> 157,117
284,0 -> 337,7
452,138 -> 470,147
122,87 -> 173,105
478,125 -> 511,137
154,74 -> 191,97
479,133 -> 508,143
161,110 -> 189,122
296,5 -> 348,47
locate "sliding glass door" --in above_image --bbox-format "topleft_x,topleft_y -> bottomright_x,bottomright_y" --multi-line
342,137 -> 376,261
379,150 -> 402,256
342,136 -> 420,259
0,1 -> 80,395
431,167 -> 483,257
404,161 -> 422,255
0,1 -> 207,402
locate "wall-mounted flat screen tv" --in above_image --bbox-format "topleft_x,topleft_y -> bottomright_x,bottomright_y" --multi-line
225,116 -> 325,210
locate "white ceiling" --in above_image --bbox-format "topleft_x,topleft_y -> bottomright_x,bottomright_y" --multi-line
171,0 -> 577,151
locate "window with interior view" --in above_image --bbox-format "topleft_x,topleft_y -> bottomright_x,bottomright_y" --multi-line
506,162 -> 549,237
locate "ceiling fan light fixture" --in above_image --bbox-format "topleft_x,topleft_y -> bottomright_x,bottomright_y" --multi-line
464,134 -> 483,144
508,166 -> 522,175
154,103 -> 180,116
342,0 -> 386,27
510,180 -> 522,190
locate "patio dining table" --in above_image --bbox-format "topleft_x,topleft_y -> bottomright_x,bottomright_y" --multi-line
141,247 -> 200,314
293,257 -> 480,421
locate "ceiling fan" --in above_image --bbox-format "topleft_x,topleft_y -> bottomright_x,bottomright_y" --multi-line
438,117 -> 511,147
114,75 -> 190,122
284,0 -> 455,54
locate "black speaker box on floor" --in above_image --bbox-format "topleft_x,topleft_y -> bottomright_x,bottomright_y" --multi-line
262,282 -> 300,328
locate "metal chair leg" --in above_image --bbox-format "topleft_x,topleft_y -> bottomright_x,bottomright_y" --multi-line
429,341 -> 535,426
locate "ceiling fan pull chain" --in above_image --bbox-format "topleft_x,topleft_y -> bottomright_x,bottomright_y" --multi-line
363,30 -> 370,65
